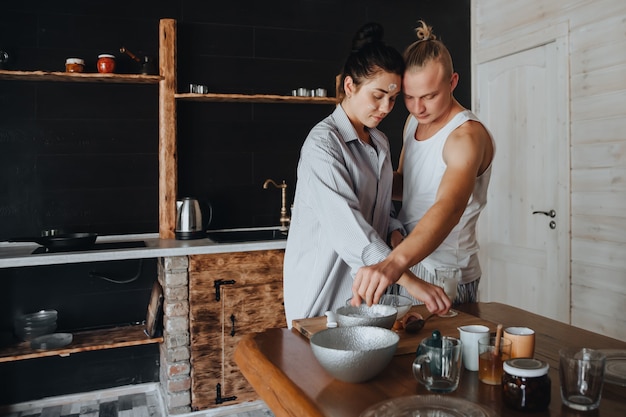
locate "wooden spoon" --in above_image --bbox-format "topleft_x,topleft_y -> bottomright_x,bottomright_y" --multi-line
494,323 -> 503,356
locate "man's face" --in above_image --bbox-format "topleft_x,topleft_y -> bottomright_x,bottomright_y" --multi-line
402,60 -> 458,125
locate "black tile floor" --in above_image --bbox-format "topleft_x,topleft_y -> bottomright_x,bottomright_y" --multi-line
0,384 -> 274,417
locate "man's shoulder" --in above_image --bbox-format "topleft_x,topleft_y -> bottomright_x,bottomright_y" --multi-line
446,113 -> 494,170
452,111 -> 490,142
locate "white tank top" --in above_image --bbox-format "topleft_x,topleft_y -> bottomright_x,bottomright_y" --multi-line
398,110 -> 493,283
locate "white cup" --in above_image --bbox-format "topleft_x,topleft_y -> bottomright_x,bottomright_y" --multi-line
458,324 -> 490,371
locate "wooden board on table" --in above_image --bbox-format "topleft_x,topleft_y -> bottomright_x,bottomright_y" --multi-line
292,305 -> 497,356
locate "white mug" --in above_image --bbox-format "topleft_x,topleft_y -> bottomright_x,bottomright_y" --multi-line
458,325 -> 490,371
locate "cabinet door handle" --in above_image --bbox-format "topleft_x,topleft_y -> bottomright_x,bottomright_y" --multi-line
215,383 -> 237,405
214,279 -> 236,301
230,314 -> 236,337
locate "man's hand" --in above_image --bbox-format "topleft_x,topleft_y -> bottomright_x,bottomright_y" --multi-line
401,275 -> 452,315
350,266 -> 452,315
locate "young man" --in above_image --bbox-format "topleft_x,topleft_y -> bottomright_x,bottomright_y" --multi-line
352,21 -> 495,307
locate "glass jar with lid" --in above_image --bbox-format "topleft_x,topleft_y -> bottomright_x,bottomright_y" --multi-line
502,358 -> 551,411
97,54 -> 116,73
65,58 -> 84,73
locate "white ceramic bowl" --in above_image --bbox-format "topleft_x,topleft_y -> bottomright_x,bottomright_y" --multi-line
15,309 -> 58,325
335,304 -> 398,329
14,309 -> 58,341
378,294 -> 413,319
310,326 -> 400,383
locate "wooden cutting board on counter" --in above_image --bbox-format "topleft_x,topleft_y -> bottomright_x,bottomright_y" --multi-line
292,305 -> 497,356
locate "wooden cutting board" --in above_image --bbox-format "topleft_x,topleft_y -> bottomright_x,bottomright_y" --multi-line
292,305 -> 497,356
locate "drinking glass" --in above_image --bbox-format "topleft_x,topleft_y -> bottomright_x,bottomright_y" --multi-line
413,336 -> 464,392
478,336 -> 512,385
559,347 -> 606,411
435,267 -> 461,317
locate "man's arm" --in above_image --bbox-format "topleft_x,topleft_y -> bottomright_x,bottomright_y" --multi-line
352,122 -> 490,306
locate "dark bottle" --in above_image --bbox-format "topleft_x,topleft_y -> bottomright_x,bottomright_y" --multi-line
0,49 -> 12,69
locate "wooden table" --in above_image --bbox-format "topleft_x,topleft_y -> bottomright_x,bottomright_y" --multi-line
234,302 -> 626,417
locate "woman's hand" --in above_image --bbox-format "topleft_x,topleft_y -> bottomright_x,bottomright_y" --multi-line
352,259 -> 404,306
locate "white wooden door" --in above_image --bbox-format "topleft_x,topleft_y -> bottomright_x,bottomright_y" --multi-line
476,38 -> 570,322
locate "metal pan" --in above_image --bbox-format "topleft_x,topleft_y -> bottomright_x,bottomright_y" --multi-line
9,231 -> 98,251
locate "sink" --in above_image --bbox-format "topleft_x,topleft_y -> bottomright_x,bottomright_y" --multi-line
206,228 -> 288,243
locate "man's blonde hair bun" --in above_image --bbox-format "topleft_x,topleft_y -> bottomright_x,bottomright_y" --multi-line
415,20 -> 437,41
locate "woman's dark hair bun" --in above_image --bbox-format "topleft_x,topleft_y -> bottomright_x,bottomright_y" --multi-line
352,22 -> 384,52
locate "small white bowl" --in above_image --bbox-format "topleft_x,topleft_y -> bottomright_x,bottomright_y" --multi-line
335,304 -> 397,329
378,294 -> 413,319
14,309 -> 58,341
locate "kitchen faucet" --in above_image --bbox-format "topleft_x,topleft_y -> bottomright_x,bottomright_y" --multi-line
263,179 -> 290,231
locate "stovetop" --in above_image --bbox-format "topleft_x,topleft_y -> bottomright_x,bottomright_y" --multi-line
32,240 -> 146,254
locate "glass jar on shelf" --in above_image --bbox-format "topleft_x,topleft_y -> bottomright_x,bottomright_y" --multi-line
65,58 -> 85,73
97,54 -> 116,73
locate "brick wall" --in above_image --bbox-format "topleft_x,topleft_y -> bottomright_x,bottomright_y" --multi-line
158,256 -> 192,414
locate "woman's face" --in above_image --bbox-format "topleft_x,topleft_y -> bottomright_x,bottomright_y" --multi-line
344,71 -> 402,131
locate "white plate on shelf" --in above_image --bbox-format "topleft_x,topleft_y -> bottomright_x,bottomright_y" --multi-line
360,395 -> 496,417
30,333 -> 73,350
600,349 -> 626,386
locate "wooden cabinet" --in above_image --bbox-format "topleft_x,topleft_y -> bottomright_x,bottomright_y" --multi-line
157,17 -> 334,410
189,250 -> 286,410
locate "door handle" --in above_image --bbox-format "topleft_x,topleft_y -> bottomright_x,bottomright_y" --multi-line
532,209 -> 556,218
230,314 -> 236,337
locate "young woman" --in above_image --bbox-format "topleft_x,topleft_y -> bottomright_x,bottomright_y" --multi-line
283,22 -> 450,326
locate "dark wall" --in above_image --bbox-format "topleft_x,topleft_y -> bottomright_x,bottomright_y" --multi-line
0,0 -> 470,236
0,2 -> 175,239
171,0 -> 472,229
0,0 -> 470,403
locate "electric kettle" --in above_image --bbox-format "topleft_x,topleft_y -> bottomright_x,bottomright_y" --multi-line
175,197 -> 211,240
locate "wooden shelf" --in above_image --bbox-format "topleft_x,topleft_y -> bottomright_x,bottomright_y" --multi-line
0,324 -> 162,363
0,69 -> 162,84
157,18 -> 337,238
175,92 -> 337,105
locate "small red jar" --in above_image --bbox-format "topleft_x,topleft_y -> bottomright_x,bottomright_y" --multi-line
97,54 -> 116,73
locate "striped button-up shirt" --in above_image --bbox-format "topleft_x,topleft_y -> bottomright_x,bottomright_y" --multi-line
283,105 -> 402,326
